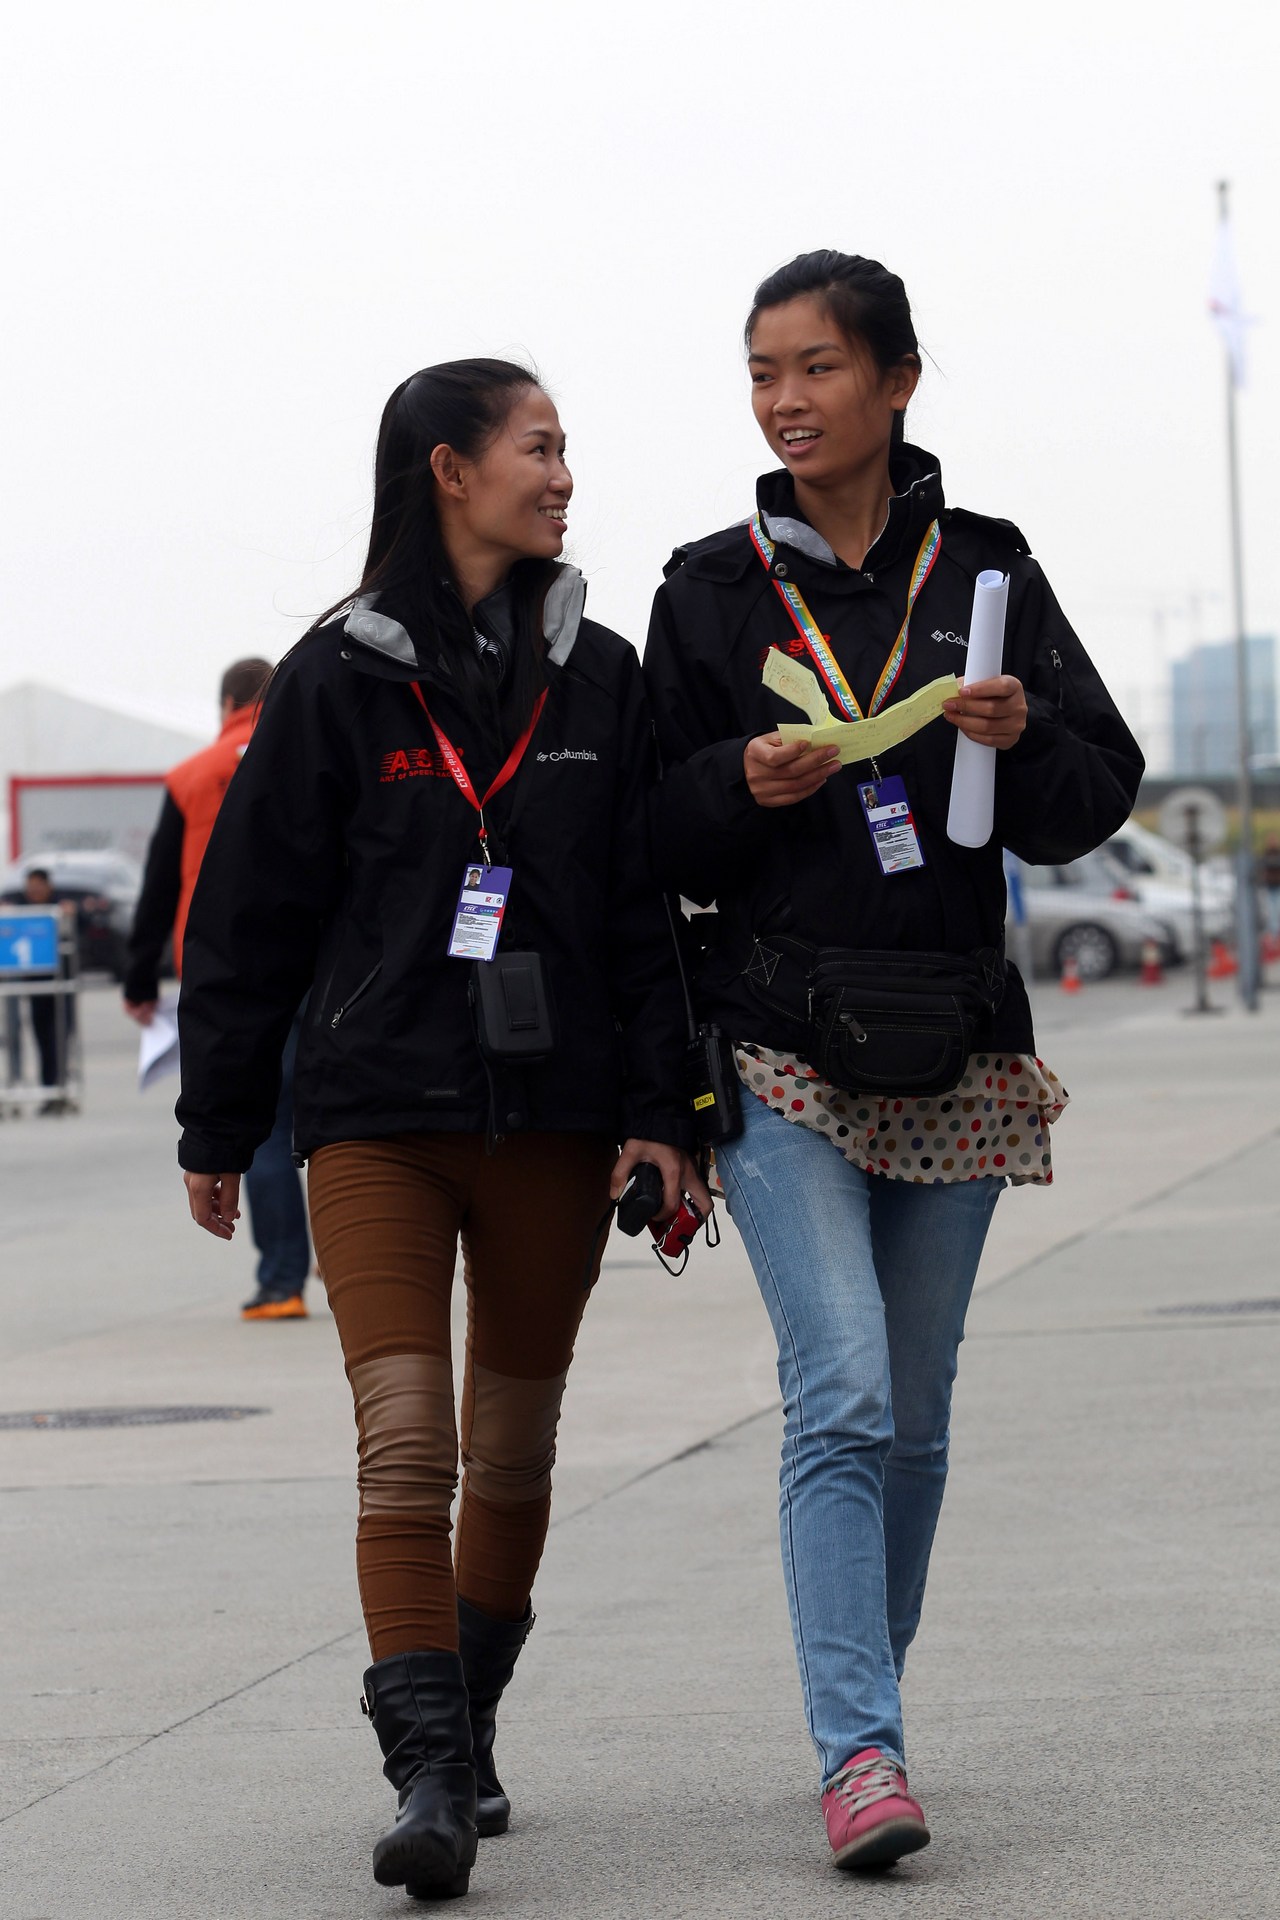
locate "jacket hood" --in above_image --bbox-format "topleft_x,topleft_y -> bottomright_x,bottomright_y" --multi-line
342,565 -> 588,674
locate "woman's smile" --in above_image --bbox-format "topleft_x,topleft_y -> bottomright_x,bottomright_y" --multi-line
779,425 -> 824,462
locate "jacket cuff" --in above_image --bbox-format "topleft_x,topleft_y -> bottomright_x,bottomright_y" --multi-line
1003,693 -> 1061,763
177,1132 -> 255,1176
620,1107 -> 694,1153
708,734 -> 769,829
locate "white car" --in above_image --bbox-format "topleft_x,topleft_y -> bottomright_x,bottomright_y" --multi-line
1103,821 -> 1234,960
1011,851 -> 1172,980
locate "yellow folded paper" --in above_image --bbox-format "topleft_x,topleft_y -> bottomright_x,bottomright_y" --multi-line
765,650 -> 962,766
762,648 -> 831,726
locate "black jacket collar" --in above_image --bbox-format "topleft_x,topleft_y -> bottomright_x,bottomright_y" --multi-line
755,442 -> 945,574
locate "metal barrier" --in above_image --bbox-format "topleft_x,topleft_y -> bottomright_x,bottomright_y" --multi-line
0,905 -> 83,1114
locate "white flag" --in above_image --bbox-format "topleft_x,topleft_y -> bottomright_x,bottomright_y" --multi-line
1209,213 -> 1248,387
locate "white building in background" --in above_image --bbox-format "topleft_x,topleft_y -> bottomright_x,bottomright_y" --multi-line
1169,637 -> 1278,777
1,681 -> 204,862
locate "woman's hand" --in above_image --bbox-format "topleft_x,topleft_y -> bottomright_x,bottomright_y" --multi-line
611,1139 -> 715,1228
744,733 -> 841,807
943,675 -> 1028,750
184,1171 -> 242,1241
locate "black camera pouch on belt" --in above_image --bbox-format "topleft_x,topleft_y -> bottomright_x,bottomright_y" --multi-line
469,951 -> 555,1065
743,936 -> 1005,1098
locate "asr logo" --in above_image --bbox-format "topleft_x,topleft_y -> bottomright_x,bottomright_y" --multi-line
379,747 -> 450,782
758,638 -> 829,670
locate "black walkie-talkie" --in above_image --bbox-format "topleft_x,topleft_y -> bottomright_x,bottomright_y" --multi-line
685,1018 -> 742,1147
662,899 -> 742,1146
650,725 -> 742,1148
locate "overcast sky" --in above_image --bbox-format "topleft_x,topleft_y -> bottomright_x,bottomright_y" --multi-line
3,0 -> 1276,771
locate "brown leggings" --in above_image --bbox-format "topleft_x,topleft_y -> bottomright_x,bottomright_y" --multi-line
307,1131 -> 615,1659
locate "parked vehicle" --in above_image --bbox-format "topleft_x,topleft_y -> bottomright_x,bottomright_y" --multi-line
0,851 -> 143,978
1011,850 -> 1172,981
1104,821 -> 1234,959
1107,818 -> 1232,893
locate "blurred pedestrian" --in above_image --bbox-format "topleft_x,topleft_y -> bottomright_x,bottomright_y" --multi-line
1257,834 -> 1280,938
3,997 -> 19,1086
645,250 -> 1144,1871
123,659 -> 312,1319
0,867 -> 77,1110
175,360 -> 703,1901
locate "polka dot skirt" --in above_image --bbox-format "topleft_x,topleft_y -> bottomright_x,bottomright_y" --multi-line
719,1045 -> 1068,1189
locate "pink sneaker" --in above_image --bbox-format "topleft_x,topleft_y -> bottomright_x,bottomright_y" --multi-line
821,1748 -> 930,1869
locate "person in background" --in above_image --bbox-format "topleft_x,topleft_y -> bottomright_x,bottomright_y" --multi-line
123,658 -> 311,1320
0,867 -> 76,1110
645,249 -> 1143,1873
1257,834 -> 1280,940
2,995 -> 18,1087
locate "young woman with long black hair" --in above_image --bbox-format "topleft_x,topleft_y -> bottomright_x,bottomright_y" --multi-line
176,360 -> 707,1900
644,254 -> 1143,1871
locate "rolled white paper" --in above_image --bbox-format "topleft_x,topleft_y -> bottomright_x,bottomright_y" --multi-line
946,569 -> 1009,848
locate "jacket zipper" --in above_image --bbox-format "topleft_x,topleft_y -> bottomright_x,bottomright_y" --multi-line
1050,648 -> 1064,709
330,961 -> 382,1028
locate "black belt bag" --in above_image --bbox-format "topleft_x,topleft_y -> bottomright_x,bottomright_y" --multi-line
743,936 -> 1005,1098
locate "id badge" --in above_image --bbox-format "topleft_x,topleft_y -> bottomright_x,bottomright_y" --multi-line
857,776 -> 925,876
447,865 -> 513,961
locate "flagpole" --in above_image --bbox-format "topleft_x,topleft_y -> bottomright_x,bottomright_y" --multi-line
1217,179 -> 1259,1010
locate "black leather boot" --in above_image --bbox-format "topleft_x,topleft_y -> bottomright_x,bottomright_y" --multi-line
457,1599 -> 534,1837
362,1650 -> 478,1899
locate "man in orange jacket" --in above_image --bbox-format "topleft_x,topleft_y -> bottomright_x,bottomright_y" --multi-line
124,658 -> 311,1320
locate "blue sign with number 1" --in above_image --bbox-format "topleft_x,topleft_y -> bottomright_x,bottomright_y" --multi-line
0,910 -> 60,975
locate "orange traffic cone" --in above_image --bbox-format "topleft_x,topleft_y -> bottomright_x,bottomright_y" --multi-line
1206,940 -> 1238,979
1059,953 -> 1083,994
1139,937 -> 1165,986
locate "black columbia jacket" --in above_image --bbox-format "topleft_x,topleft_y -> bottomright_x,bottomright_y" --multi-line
176,570 -> 690,1173
643,445 -> 1145,1054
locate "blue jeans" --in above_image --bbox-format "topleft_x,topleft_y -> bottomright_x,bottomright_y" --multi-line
717,1094 -> 1001,1785
242,1016 -> 310,1297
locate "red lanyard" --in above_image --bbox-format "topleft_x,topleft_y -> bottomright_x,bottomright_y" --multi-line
410,683 -> 548,862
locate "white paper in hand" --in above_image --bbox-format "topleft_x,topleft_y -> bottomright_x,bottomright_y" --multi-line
946,570 -> 1009,847
138,990 -> 181,1091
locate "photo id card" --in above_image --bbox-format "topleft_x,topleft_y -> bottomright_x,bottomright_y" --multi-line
447,865 -> 513,962
857,776 -> 926,876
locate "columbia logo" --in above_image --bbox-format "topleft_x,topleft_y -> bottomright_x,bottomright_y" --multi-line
931,629 -> 968,648
536,749 -> 598,763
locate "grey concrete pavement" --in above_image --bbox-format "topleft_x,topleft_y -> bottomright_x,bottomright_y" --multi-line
1,974 -> 1278,1917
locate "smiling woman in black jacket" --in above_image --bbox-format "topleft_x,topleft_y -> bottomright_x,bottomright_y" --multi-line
177,360 -> 705,1902
644,253 -> 1143,1874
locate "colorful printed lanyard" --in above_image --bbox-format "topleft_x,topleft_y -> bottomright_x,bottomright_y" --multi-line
410,683 -> 548,864
748,512 -> 941,722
